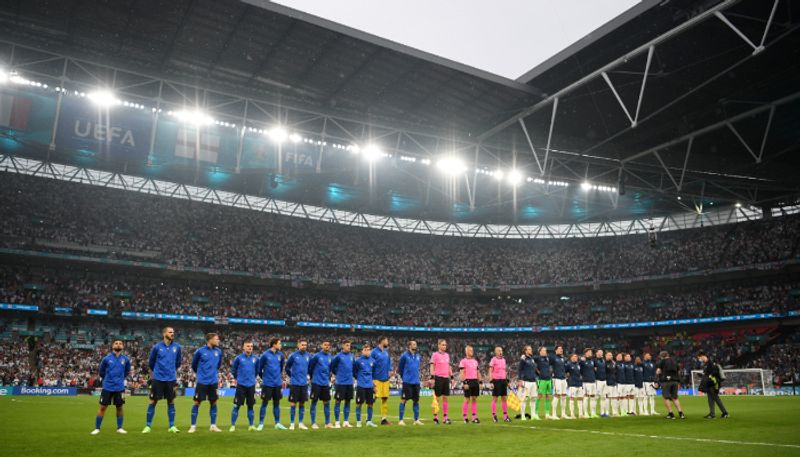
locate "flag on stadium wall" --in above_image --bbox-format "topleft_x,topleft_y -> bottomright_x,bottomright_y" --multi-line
507,386 -> 521,412
0,93 -> 32,130
175,127 -> 220,163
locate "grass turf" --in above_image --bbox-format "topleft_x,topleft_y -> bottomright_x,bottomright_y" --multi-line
0,395 -> 798,456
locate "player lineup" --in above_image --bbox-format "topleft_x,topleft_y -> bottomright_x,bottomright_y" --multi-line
92,328 -> 670,435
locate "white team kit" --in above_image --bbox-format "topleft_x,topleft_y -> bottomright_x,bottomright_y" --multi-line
553,378 -> 568,396
568,386 -> 585,398
520,381 -> 538,398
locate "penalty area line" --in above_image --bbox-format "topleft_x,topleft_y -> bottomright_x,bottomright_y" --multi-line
503,424 -> 800,449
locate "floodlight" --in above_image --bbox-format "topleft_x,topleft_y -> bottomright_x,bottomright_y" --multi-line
87,90 -> 121,107
436,156 -> 467,176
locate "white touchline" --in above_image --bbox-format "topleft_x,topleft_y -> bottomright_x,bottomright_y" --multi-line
503,424 -> 800,449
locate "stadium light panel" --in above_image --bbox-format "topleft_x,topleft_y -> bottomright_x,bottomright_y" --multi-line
493,170 -> 504,180
289,133 -> 302,143
362,144 -> 383,161
267,126 -> 289,143
581,181 -> 592,191
0,69 -> 7,84
87,90 -> 121,107
172,109 -> 214,126
436,156 -> 467,176
507,169 -> 522,186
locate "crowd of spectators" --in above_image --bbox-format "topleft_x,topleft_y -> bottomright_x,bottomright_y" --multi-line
1,266 -> 798,328
1,174 -> 798,286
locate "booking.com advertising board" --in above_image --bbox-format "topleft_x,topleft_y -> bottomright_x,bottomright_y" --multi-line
182,387 -> 437,398
0,386 -> 77,396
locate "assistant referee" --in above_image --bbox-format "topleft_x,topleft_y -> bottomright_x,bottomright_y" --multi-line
656,351 -> 685,420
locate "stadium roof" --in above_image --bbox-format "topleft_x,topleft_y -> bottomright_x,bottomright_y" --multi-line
1,0 -> 799,224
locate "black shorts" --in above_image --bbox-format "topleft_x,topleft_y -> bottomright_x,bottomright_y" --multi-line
334,384 -> 353,401
356,386 -> 374,405
491,379 -> 508,397
288,385 -> 308,403
661,381 -> 679,400
401,383 -> 420,402
193,383 -> 219,402
310,384 -> 331,402
260,386 -> 282,403
149,380 -> 176,401
100,389 -> 125,407
463,379 -> 480,397
433,376 -> 450,396
234,385 -> 256,407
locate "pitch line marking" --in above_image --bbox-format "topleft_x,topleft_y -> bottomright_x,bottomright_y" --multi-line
504,424 -> 800,449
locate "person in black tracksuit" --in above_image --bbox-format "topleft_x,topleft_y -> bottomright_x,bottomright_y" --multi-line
698,351 -> 729,419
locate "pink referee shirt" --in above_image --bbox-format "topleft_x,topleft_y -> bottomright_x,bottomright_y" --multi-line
489,356 -> 507,380
430,351 -> 450,377
459,357 -> 479,380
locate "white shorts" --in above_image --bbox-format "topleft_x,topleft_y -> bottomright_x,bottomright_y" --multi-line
568,386 -> 585,398
635,387 -> 645,397
553,378 -> 568,396
619,384 -> 634,396
582,382 -> 597,396
644,382 -> 657,396
595,380 -> 607,397
605,384 -> 618,398
519,381 -> 538,399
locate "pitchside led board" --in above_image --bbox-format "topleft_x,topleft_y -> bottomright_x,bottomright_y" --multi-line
0,86 -> 320,174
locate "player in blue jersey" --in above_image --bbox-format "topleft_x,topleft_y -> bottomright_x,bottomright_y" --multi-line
564,353 -> 585,419
189,333 -> 223,433
533,346 -> 554,419
579,348 -> 597,418
549,345 -> 567,419
642,352 -> 658,415
354,343 -> 378,428
331,340 -> 355,428
594,349 -> 608,417
285,338 -> 311,430
91,339 -> 131,435
142,327 -> 182,434
396,340 -> 423,426
371,336 -> 392,425
308,340 -> 334,429
615,352 -> 627,417
634,356 -> 646,416
229,340 -> 258,432
517,345 -> 538,420
257,337 -> 287,430
622,353 -> 636,415
604,351 -> 619,417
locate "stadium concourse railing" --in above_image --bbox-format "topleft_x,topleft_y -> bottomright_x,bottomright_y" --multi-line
2,303 -> 799,335
1,246 -> 798,294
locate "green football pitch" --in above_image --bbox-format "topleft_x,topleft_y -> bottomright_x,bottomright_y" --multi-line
1,395 -> 799,456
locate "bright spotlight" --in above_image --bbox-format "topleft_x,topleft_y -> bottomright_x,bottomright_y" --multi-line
172,109 -> 214,126
580,181 -> 592,191
362,145 -> 383,161
735,202 -> 742,208
436,156 -> 466,176
267,126 -> 289,142
87,90 -> 120,107
289,133 -> 302,143
493,170 -> 504,180
0,70 -> 7,84
507,169 -> 522,186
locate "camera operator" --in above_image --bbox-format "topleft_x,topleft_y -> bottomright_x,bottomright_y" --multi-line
656,351 -> 685,420
697,351 -> 729,419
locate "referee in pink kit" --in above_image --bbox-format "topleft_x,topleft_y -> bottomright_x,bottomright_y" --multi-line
429,339 -> 453,424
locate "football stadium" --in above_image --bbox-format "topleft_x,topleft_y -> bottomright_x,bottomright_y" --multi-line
0,0 -> 799,456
